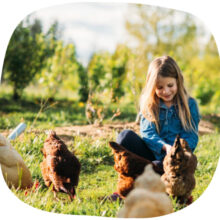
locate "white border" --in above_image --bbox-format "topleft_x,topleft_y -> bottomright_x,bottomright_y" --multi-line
0,1 -> 220,220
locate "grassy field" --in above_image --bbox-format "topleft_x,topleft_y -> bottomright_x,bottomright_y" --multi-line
0,85 -> 137,130
1,88 -> 220,217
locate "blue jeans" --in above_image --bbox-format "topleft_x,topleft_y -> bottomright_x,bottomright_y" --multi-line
116,129 -> 164,174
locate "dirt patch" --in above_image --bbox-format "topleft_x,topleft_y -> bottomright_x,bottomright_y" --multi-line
53,120 -> 216,144
198,120 -> 215,135
1,120 -> 216,144
54,122 -> 140,144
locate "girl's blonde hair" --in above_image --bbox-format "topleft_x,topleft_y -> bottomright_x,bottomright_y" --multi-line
140,55 -> 193,133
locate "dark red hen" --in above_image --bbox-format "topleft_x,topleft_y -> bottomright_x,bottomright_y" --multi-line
109,141 -> 161,198
40,130 -> 81,200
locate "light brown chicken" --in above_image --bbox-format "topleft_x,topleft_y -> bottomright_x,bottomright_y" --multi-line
40,130 -> 81,200
0,133 -> 33,189
109,141 -> 161,198
117,165 -> 173,218
161,135 -> 197,204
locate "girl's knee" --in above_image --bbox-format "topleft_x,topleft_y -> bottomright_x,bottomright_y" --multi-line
116,129 -> 135,144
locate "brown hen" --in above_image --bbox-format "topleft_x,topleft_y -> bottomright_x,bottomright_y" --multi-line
109,141 -> 161,198
40,131 -> 81,200
161,135 -> 197,204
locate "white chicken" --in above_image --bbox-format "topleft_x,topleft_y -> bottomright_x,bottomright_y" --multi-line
0,133 -> 32,189
117,164 -> 173,218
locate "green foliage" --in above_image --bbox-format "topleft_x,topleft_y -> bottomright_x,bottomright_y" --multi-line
78,63 -> 89,102
123,52 -> 145,112
193,134 -> 220,198
204,35 -> 219,57
183,53 -> 220,108
28,18 -> 43,39
123,5 -> 203,114
3,21 -> 46,100
194,80 -> 215,105
0,89 -> 137,130
87,45 -> 129,105
45,20 -> 62,42
1,5 -> 220,115
124,4 -> 219,113
2,19 -> 66,100
87,52 -> 111,93
110,45 -> 129,101
126,5 -> 200,58
37,41 -> 79,98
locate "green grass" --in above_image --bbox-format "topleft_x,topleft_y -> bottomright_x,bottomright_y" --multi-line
1,87 -> 220,217
6,129 -> 220,216
9,131 -> 122,217
0,87 -> 137,130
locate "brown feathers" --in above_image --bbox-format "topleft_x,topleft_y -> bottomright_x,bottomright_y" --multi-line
40,131 -> 81,200
109,141 -> 161,198
161,135 -> 197,203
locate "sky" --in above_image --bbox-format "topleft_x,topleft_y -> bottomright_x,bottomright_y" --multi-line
30,3 -> 129,65
28,2 -> 210,66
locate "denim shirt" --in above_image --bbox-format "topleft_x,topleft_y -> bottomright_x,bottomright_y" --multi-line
140,97 -> 201,161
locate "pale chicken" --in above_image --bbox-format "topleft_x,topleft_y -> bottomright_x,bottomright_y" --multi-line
0,133 -> 33,189
117,165 -> 173,218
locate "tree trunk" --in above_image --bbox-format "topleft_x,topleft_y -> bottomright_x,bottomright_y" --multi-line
13,88 -> 20,100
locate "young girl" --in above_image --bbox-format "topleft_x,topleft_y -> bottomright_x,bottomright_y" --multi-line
116,55 -> 201,174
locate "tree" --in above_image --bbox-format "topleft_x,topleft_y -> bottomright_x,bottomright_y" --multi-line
87,45 -> 129,103
78,63 -> 89,102
125,5 -> 204,94
87,51 -> 111,93
29,18 -> 43,39
126,5 -> 201,60
204,35 -> 219,57
110,44 -> 129,102
38,41 -> 79,99
3,21 -> 46,99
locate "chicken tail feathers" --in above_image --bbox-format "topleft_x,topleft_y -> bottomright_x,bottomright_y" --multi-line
171,135 -> 183,157
109,141 -> 124,153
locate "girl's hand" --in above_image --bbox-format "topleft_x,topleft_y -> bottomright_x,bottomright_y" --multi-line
162,144 -> 172,154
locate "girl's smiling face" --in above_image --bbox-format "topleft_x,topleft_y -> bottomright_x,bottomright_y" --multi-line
155,76 -> 178,107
